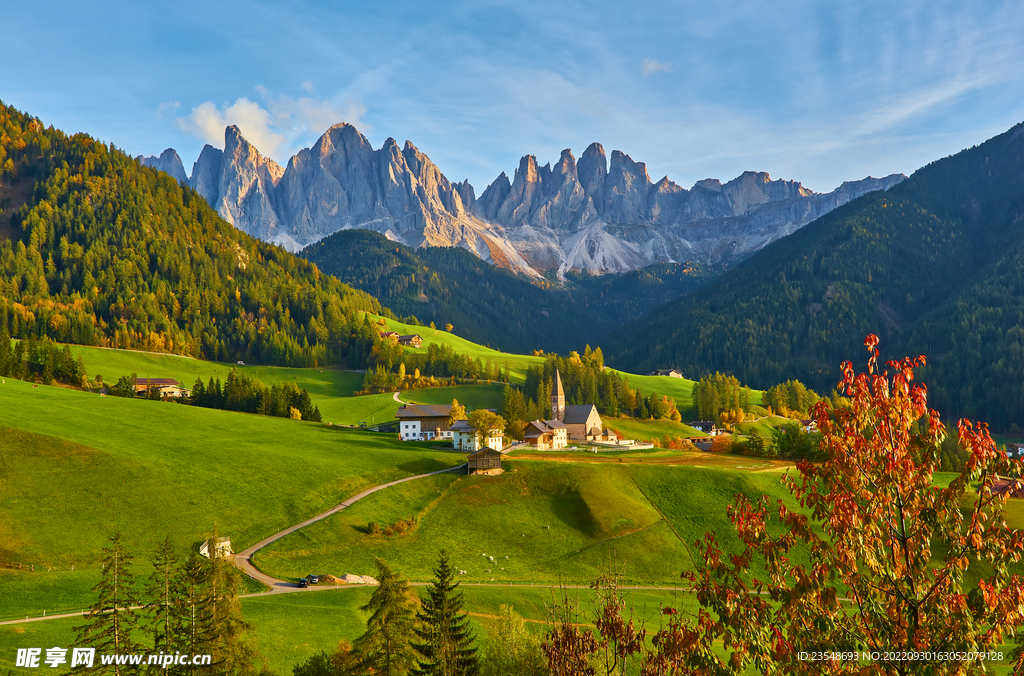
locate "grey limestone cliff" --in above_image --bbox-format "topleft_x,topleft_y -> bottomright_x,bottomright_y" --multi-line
156,123 -> 905,276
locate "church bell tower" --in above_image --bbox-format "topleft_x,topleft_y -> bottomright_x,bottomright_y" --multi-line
552,369 -> 565,422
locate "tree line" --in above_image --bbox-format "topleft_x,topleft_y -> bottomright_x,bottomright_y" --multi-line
75,532 -> 265,676
0,101 -> 388,370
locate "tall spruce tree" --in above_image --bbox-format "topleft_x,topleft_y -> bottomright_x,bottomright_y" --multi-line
75,532 -> 142,676
145,537 -> 177,655
412,550 -> 478,676
173,550 -> 215,676
206,539 -> 260,676
355,559 -> 417,676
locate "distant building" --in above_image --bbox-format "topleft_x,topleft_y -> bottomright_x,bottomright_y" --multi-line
467,448 -> 503,476
650,369 -> 683,378
524,419 -> 568,450
199,537 -> 232,558
451,419 -> 504,452
689,420 -> 716,435
1007,443 -> 1024,460
398,334 -> 423,347
800,419 -> 818,433
379,331 -> 399,342
396,404 -> 454,441
134,378 -> 190,398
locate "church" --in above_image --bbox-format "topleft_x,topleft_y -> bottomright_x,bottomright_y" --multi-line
525,370 -> 604,446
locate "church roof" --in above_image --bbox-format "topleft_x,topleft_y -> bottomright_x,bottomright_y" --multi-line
563,404 -> 599,425
554,369 -> 565,399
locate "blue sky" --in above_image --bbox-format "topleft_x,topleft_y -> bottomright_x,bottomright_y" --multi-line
4,0 -> 1023,193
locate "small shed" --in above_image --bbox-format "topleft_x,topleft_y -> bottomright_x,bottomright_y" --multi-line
467,448 -> 503,476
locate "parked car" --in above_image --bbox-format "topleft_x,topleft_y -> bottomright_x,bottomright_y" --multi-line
297,578 -> 308,588
307,574 -> 319,584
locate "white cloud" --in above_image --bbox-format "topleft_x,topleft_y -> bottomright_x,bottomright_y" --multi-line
175,97 -> 287,157
301,80 -> 315,93
174,87 -> 367,161
155,100 -> 180,118
642,58 -> 672,76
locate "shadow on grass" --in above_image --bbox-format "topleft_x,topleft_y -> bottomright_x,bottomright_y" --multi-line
396,458 -> 463,475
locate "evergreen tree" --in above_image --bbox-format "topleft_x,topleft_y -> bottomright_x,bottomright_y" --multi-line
412,550 -> 478,676
355,559 -> 417,676
172,550 -> 215,676
145,537 -> 177,655
206,540 -> 259,676
75,532 -> 142,676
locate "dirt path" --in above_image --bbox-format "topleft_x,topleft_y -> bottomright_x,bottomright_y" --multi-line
232,464 -> 464,593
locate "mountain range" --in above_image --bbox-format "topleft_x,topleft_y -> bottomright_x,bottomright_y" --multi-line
604,121 -> 1024,430
141,125 -> 904,276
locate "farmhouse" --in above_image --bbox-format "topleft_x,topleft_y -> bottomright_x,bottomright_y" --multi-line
524,419 -> 568,450
467,448 -> 503,475
134,377 -> 190,398
451,419 -> 504,452
398,334 -> 423,347
650,369 -> 683,378
689,420 -> 717,435
379,331 -> 399,342
395,404 -> 454,441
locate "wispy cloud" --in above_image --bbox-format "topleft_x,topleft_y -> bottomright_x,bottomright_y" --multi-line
642,58 -> 672,76
174,87 -> 367,160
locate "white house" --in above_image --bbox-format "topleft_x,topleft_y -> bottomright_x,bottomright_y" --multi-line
451,419 -> 504,452
395,404 -> 455,442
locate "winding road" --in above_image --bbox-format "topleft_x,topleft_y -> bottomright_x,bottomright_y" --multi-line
233,464 -> 464,593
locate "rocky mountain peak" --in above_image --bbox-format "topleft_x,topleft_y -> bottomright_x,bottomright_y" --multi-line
153,122 -> 906,277
137,148 -> 189,184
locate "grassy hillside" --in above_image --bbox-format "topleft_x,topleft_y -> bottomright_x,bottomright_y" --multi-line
0,379 -> 461,612
256,460 -> 800,587
376,317 -> 546,383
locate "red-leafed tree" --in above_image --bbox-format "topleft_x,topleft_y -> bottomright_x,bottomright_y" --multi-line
642,335 -> 1024,675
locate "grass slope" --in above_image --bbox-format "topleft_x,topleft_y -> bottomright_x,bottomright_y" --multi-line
0,379 -> 461,615
256,460 -> 801,587
376,317 -> 546,383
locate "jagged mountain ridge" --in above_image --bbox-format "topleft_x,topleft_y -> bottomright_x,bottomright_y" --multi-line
145,125 -> 905,275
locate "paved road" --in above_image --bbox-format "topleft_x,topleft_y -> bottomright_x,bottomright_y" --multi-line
232,464 -> 465,593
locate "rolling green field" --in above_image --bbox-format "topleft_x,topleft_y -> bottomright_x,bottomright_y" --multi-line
377,317 -> 547,382
603,417 -> 707,442
0,378 -> 461,617
733,415 -> 799,437
403,383 -> 506,410
255,460 -> 802,587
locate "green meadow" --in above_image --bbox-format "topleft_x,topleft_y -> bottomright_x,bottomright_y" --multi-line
603,417 -> 707,441
377,317 -> 547,382
0,378 -> 460,615
255,460 -> 802,587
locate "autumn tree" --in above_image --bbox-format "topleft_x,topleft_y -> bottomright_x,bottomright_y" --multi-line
448,399 -> 467,426
482,605 -> 547,676
651,335 -> 1024,675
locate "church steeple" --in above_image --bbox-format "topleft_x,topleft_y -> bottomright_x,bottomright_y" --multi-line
552,369 -> 565,422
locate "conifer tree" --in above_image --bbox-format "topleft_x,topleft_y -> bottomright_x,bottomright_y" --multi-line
173,550 -> 215,676
356,558 -> 417,676
145,537 -> 177,655
412,549 -> 478,676
75,532 -> 142,676
206,540 -> 259,676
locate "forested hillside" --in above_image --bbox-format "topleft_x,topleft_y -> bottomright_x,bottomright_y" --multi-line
0,101 -> 385,367
302,229 -> 717,354
605,121 -> 1024,429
